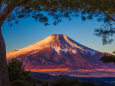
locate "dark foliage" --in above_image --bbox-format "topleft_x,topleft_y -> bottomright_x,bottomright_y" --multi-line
0,1 -> 115,85
100,54 -> 115,64
0,0 -> 115,44
51,75 -> 96,86
7,59 -> 34,86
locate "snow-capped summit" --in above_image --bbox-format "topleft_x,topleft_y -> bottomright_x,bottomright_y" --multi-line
7,34 -> 97,60
45,34 -> 97,55
7,34 -> 114,73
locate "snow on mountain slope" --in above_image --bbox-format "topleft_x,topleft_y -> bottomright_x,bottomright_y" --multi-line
7,34 -> 114,71
7,34 -> 98,60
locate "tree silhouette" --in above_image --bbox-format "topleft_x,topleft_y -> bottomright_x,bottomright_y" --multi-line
8,59 -> 34,86
0,0 -> 115,86
100,54 -> 115,64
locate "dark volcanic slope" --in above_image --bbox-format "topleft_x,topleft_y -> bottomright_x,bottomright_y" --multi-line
7,34 -> 114,69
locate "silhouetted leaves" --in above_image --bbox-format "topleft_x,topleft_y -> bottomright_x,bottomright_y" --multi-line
8,59 -> 34,86
95,28 -> 115,45
100,54 -> 115,64
0,0 -> 115,44
113,51 -> 115,54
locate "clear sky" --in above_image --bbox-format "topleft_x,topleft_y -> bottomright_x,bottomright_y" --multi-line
2,14 -> 115,54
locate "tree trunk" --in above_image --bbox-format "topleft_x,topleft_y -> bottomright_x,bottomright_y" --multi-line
0,3 -> 17,86
0,27 -> 9,86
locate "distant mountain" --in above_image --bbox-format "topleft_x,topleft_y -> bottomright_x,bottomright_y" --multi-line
7,34 -> 115,77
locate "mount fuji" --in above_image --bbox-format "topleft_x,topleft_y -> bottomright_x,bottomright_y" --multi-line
7,34 -> 115,77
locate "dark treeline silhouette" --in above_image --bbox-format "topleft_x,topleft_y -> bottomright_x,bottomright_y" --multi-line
100,54 -> 115,64
0,0 -> 115,86
8,59 -> 35,86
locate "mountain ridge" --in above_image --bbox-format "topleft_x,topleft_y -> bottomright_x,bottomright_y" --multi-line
6,34 -> 115,77
7,34 -> 99,60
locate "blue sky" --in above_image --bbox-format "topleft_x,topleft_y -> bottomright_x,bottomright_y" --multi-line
2,15 -> 115,54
